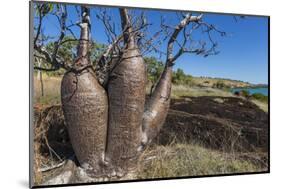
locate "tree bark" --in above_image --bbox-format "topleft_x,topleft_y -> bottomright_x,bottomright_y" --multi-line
141,14 -> 203,146
105,8 -> 146,174
142,65 -> 172,145
61,6 -> 108,177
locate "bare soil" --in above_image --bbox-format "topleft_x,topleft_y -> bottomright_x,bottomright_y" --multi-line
33,96 -> 268,185
156,96 -> 268,152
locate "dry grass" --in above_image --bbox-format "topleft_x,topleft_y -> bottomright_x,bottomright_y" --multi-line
171,85 -> 234,99
33,135 -> 42,185
251,99 -> 268,112
34,76 -> 267,113
34,75 -> 62,106
137,143 -> 266,179
191,77 -> 251,88
34,76 -> 234,105
32,75 -> 267,184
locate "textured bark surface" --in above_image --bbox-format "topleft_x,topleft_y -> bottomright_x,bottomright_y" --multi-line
142,66 -> 172,145
61,69 -> 108,176
141,14 -> 204,146
105,9 -> 146,172
61,7 -> 108,177
106,46 -> 146,172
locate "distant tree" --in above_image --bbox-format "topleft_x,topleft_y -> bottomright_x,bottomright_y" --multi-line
214,80 -> 224,89
185,74 -> 194,86
214,80 -> 230,90
172,68 -> 186,84
144,57 -> 164,84
240,89 -> 250,98
38,36 -> 106,76
251,93 -> 268,102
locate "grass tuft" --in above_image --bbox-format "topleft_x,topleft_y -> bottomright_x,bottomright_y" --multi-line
137,143 -> 266,179
171,85 -> 234,99
34,75 -> 61,106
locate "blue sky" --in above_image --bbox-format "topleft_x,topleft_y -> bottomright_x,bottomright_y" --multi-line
34,3 -> 269,84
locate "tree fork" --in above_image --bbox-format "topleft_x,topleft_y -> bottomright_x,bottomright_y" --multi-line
142,14 -> 203,146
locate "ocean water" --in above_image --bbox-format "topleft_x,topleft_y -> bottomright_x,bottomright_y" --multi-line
231,87 -> 268,96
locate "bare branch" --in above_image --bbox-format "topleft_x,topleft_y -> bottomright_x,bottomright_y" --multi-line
198,20 -> 227,37
96,9 -> 118,43
119,8 -> 134,45
34,4 -> 44,46
34,4 -> 70,71
34,66 -> 60,72
158,11 -> 227,66
39,160 -> 66,172
60,38 -> 78,45
119,8 -> 131,32
140,29 -> 166,56
52,5 -> 67,62
166,13 -> 203,65
94,8 -> 152,85
74,6 -> 91,65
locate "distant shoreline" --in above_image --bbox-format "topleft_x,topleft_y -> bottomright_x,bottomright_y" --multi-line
231,87 -> 268,96
187,75 -> 267,89
229,84 -> 268,89
244,84 -> 268,89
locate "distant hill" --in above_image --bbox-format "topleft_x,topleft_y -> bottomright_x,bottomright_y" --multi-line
190,76 -> 264,88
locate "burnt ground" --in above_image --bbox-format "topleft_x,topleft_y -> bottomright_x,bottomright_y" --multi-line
34,96 -> 268,158
156,96 -> 268,152
33,96 -> 269,184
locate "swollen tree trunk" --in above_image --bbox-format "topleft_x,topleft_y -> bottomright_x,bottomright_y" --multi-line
142,14 -> 202,146
105,8 -> 146,174
61,6 -> 108,177
142,65 -> 172,145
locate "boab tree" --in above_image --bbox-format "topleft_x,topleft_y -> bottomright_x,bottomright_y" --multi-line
142,13 -> 227,146
105,8 -> 147,176
33,3 -> 225,180
60,6 -> 109,177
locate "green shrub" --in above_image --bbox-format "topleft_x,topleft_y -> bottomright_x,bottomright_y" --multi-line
172,68 -> 185,84
185,75 -> 194,86
172,69 -> 194,86
251,93 -> 268,103
240,90 -> 250,97
144,57 -> 164,84
214,81 -> 230,91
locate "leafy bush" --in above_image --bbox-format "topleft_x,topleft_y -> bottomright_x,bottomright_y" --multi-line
251,93 -> 268,103
172,68 -> 184,84
144,57 -> 164,84
145,60 -> 194,86
35,39 -> 107,77
185,75 -> 194,86
214,81 -> 230,91
172,68 -> 194,86
240,90 -> 250,97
